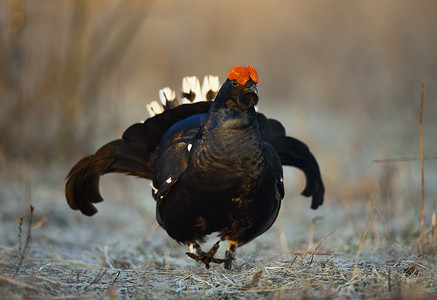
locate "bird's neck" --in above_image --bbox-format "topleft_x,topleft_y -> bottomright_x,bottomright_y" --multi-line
200,104 -> 258,136
193,106 -> 263,164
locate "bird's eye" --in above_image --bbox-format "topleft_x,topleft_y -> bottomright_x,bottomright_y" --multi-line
232,79 -> 238,86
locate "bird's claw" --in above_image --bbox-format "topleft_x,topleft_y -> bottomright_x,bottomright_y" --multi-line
185,241 -> 233,269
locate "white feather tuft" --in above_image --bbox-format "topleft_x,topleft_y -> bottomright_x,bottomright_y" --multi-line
202,75 -> 219,95
159,87 -> 176,106
146,73 -> 220,116
201,75 -> 220,101
181,76 -> 201,104
146,101 -> 164,117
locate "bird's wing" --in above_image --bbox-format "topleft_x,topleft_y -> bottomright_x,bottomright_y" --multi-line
257,113 -> 325,209
268,136 -> 324,209
66,102 -> 211,216
264,142 -> 285,200
153,139 -> 192,201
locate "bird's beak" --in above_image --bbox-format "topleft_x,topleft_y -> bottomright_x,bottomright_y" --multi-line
245,84 -> 258,95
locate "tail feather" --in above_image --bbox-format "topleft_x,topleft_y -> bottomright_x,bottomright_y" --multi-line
148,76 -> 219,117
66,102 -> 212,216
181,76 -> 202,103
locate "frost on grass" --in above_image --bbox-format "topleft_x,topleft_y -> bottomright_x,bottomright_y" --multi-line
1,208 -> 437,300
1,164 -> 436,299
1,241 -> 437,299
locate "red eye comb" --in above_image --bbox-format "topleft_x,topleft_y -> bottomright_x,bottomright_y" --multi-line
228,65 -> 258,85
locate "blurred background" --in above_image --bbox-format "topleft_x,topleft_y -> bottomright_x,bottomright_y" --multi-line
1,0 -> 436,252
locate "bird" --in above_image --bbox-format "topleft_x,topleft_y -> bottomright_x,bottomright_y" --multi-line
65,65 -> 324,270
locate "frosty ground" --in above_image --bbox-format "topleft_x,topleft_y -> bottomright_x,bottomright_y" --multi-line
1,161 -> 436,299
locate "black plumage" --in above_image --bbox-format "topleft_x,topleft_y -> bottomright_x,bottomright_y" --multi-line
66,65 -> 324,269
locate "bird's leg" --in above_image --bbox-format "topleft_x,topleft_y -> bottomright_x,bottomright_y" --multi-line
185,241 -> 233,269
188,242 -> 206,257
224,241 -> 237,270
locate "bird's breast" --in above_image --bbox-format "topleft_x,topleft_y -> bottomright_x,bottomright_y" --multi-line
184,129 -> 272,198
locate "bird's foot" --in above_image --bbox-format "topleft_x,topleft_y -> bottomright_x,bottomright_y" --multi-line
186,241 -> 233,269
224,250 -> 235,270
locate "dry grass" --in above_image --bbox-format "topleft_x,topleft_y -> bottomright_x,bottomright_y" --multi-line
1,233 -> 436,299
1,163 -> 436,299
1,143 -> 436,299
13,204 -> 34,278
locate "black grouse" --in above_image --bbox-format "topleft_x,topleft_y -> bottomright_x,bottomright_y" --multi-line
66,65 -> 324,269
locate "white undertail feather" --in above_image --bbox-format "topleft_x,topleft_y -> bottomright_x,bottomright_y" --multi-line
146,101 -> 164,117
201,75 -> 220,100
181,76 -> 202,104
159,87 -> 176,106
147,75 -> 220,117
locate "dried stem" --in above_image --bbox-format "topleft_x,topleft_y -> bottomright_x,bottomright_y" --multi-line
420,80 -> 424,237
388,266 -> 392,292
301,229 -> 335,260
352,195 -> 379,281
308,216 -> 323,250
14,205 -> 34,278
17,216 -> 23,258
373,155 -> 437,163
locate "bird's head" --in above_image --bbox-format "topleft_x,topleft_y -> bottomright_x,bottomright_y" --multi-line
217,65 -> 259,111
